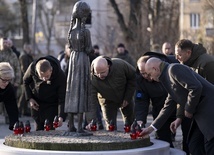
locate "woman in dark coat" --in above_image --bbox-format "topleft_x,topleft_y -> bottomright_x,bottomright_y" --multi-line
0,62 -> 19,130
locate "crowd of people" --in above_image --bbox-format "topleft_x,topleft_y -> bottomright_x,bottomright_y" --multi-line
1,35 -> 214,155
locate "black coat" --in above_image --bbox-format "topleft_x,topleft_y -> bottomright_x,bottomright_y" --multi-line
23,55 -> 66,117
135,75 -> 172,123
0,83 -> 19,130
153,62 -> 214,141
184,43 -> 214,84
135,52 -> 177,124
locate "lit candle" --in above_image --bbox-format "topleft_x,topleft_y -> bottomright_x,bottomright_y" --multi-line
13,121 -> 19,135
44,119 -> 51,131
19,121 -> 24,134
136,124 -> 142,138
25,120 -> 31,133
108,120 -> 115,131
53,116 -> 59,128
124,121 -> 131,133
90,119 -> 97,131
130,132 -> 137,140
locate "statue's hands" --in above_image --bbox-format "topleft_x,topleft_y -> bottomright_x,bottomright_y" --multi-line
170,118 -> 182,133
29,98 -> 39,111
58,117 -> 63,127
139,126 -> 154,137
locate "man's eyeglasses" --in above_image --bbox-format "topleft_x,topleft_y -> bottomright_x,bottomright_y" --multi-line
0,77 -> 12,83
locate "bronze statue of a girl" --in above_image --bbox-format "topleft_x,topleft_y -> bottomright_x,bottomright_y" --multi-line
64,1 -> 92,134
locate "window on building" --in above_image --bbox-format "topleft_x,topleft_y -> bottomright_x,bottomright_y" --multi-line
190,13 -> 200,29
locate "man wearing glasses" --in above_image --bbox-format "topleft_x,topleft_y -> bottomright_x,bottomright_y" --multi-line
0,62 -> 19,130
135,54 -> 176,148
87,56 -> 135,130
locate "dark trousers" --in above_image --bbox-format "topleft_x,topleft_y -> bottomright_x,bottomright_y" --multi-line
96,104 -> 103,125
152,106 -> 176,148
156,117 -> 174,147
181,117 -> 192,155
188,120 -> 214,155
32,105 -> 58,131
83,104 -> 103,127
205,137 -> 214,155
100,100 -> 134,130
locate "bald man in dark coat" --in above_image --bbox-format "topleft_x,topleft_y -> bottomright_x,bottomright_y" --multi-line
141,57 -> 214,155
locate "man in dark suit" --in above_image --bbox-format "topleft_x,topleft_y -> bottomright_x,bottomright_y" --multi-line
141,57 -> 214,155
135,52 -> 177,148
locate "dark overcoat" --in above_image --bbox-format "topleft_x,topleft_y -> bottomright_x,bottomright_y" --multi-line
152,62 -> 214,141
0,83 -> 19,130
23,55 -> 66,117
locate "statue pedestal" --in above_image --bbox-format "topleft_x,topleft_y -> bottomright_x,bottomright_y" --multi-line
2,130 -> 186,154
0,138 -> 186,155
4,130 -> 150,151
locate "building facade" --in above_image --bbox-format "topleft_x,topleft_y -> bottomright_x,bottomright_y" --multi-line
180,0 -> 214,54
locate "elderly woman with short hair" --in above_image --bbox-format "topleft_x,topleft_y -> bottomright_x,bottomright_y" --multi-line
0,62 -> 19,130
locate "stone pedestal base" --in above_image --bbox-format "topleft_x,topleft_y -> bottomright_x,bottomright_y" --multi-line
4,130 -> 150,151
0,139 -> 186,155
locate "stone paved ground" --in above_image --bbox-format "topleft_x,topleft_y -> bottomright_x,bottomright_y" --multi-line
0,112 -> 183,151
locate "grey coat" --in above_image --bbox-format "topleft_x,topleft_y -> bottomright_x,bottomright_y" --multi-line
152,62 -> 214,141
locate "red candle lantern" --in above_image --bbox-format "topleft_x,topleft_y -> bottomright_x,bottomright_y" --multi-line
136,124 -> 142,138
130,120 -> 138,140
25,120 -> 31,133
44,119 -> 51,131
130,131 -> 137,140
53,116 -> 59,128
108,120 -> 115,131
124,121 -> 131,133
90,119 -> 97,131
13,121 -> 19,135
19,121 -> 24,134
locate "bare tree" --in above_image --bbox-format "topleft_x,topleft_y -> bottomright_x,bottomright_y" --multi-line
203,0 -> 214,54
109,0 -> 180,60
36,0 -> 77,56
109,0 -> 149,60
37,0 -> 58,55
150,0 -> 180,45
0,1 -> 17,36
19,0 -> 30,44
204,0 -> 214,10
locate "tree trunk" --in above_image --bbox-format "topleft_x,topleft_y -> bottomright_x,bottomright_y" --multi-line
19,0 -> 30,45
